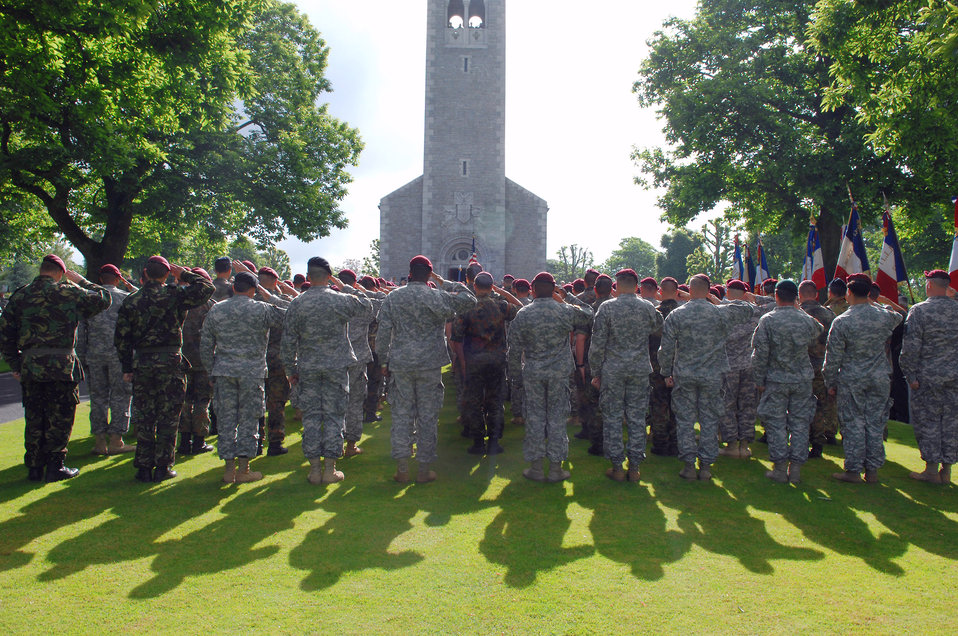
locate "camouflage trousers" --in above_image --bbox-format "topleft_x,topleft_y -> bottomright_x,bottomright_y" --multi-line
672,376 -> 724,466
600,373 -> 651,466
810,367 -> 838,445
461,358 -> 506,441
576,367 -> 602,446
87,357 -> 132,436
721,368 -> 757,443
757,380 -> 815,465
213,376 -> 264,460
522,372 -> 571,463
836,379 -> 892,472
21,380 -> 79,468
300,370 -> 349,460
179,368 -> 212,436
364,353 -> 384,420
648,371 -> 677,452
132,361 -> 186,470
510,376 -> 525,420
345,362 -> 368,443
388,367 -> 444,464
909,380 -> 958,465
265,368 -> 290,445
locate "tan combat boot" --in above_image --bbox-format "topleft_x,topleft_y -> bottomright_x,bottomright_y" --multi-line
864,469 -> 879,484
739,439 -> 752,458
765,462 -> 789,483
909,462 -> 942,484
343,441 -> 363,457
627,462 -> 641,482
547,461 -> 571,483
605,463 -> 626,482
940,464 -> 952,485
223,459 -> 236,484
523,459 -> 545,482
307,457 -> 324,485
92,434 -> 109,456
679,462 -> 697,480
719,442 -> 740,459
697,461 -> 713,481
394,459 -> 411,483
235,458 -> 263,483
417,463 -> 437,483
788,462 -> 802,484
321,459 -> 345,484
832,470 -> 863,483
108,434 -> 135,455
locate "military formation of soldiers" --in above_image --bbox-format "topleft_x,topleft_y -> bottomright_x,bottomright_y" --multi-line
1,251 -> 956,489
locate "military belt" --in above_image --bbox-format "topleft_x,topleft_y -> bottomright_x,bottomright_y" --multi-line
136,346 -> 181,354
22,347 -> 75,357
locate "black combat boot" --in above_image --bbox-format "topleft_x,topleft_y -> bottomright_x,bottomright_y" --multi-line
808,443 -> 824,459
44,456 -> 79,482
152,466 -> 177,482
267,443 -> 289,456
486,439 -> 505,455
135,467 -> 153,483
177,432 -> 193,456
28,466 -> 45,482
256,417 -> 266,456
467,438 -> 485,455
191,436 -> 213,454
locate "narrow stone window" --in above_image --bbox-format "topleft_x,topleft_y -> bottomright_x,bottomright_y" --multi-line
468,0 -> 486,28
461,160 -> 469,177
448,0 -> 465,29
463,56 -> 470,73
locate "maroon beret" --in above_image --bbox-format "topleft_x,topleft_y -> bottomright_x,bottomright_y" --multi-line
678,284 -> 690,292
573,278 -> 585,286
533,272 -> 556,286
595,274 -> 613,284
192,267 -> 212,282
727,279 -> 748,291
474,272 -> 494,287
42,254 -> 66,272
585,268 -> 601,277
503,274 -> 515,282
293,274 -> 306,284
513,278 -> 531,291
300,282 -> 312,290
847,273 -> 871,285
258,267 -> 279,279
691,273 -> 711,287
925,269 -> 950,281
660,276 -> 678,287
100,264 -> 121,278
762,278 -> 778,286
148,255 -> 171,272
283,280 -> 293,286
637,275 -> 656,287
241,260 -> 257,272
562,283 -> 575,293
410,255 -> 433,270
359,275 -> 377,288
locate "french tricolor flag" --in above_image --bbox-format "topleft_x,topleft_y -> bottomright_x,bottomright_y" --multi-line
731,235 -> 745,282
802,218 -> 827,290
834,203 -> 870,280
950,198 -> 958,291
875,210 -> 908,301
755,236 -> 770,284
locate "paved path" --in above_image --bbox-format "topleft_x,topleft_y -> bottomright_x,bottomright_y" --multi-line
0,373 -> 89,424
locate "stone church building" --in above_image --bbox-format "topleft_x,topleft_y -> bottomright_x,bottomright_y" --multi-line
379,0 -> 548,282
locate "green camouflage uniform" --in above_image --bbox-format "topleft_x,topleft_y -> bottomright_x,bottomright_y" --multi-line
77,284 -> 133,435
179,297 -> 215,436
0,275 -> 111,468
264,290 -> 294,447
114,271 -> 214,471
648,299 -> 678,453
345,289 -> 384,442
720,302 -> 767,443
800,299 -> 837,446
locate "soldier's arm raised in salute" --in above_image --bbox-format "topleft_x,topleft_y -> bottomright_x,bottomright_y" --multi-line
431,271 -> 477,314
173,266 -> 215,309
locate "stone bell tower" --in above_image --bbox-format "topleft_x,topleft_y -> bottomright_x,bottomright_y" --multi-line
379,0 -> 548,281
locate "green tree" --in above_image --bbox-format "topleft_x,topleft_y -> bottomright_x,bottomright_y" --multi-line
685,220 -> 734,281
655,228 -> 700,281
0,0 -> 362,276
361,239 -> 381,278
633,0 -> 907,274
546,245 -> 594,283
600,237 -> 658,277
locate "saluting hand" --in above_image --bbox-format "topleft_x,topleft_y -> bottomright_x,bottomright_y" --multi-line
591,377 -> 600,390
169,263 -> 185,280
664,376 -> 675,388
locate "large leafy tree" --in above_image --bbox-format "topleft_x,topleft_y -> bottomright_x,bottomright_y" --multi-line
655,228 -> 700,281
0,0 -> 362,275
600,237 -> 659,277
634,0 -> 907,273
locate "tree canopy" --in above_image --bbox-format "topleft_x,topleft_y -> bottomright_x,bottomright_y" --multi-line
600,237 -> 658,277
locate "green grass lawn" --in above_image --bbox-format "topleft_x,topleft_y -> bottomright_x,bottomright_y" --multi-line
0,373 -> 955,634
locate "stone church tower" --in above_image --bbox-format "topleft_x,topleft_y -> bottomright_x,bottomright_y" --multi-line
379,0 -> 548,281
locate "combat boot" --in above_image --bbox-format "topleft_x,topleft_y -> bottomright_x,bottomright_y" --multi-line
739,440 -> 752,458
394,459 -> 411,483
343,441 -> 363,457
486,439 -> 505,455
27,466 -> 44,482
307,457 -> 324,485
44,456 -> 79,482
223,459 -> 236,483
788,462 -> 802,484
235,458 -> 263,483
719,442 -> 740,458
765,462 -> 789,483
152,466 -> 177,482
177,432 -> 193,456
134,467 -> 153,483
909,462 -> 942,484
321,459 -> 345,484
547,461 -> 571,483
267,443 -> 289,456
92,433 -> 109,456
627,465 -> 641,482
417,463 -> 437,483
467,439 -> 485,455
605,463 -> 626,482
523,459 -> 545,482
940,464 -> 952,485
832,470 -> 863,483
697,461 -> 713,481
864,469 -> 879,484
808,443 -> 823,459
679,462 -> 697,480
191,436 -> 213,454
108,434 -> 135,455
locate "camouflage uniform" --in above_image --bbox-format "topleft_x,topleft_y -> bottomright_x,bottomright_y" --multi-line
0,276 -> 111,469
283,285 -> 372,460
114,271 -> 215,472
648,299 -> 678,453
363,309 -> 384,422
577,295 -> 612,450
179,297 -> 215,436
345,290 -> 385,442
590,294 -> 663,466
824,296 -> 849,316
801,299 -> 837,446
823,303 -> 903,472
200,294 -> 287,459
211,277 -> 233,302
720,303 -> 767,443
658,299 -> 754,467
751,306 -> 822,465
77,284 -> 132,435
264,289 -> 295,448
899,296 -> 958,465
451,294 -> 518,442
376,280 -> 476,464
507,295 -> 593,463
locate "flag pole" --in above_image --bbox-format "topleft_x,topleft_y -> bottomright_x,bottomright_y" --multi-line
882,192 -> 915,304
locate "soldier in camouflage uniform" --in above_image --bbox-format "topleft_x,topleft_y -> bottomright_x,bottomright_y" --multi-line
824,278 -> 849,316
751,280 -> 823,484
282,258 -> 372,485
577,269 -> 600,305
0,255 -> 111,482
340,269 -> 385,457
648,277 -> 679,455
507,272 -> 593,483
718,279 -> 766,459
114,256 -> 215,483
77,264 -> 135,456
359,275 -> 387,424
201,272 -> 287,483
590,269 -> 663,482
211,256 -> 234,302
259,266 -> 293,456
658,274 -> 754,481
376,256 -> 476,483
177,267 -> 216,456
451,271 -> 520,455
798,280 -> 837,457
507,278 -> 533,425
899,269 -> 958,484
575,274 -> 613,456
823,273 -> 903,484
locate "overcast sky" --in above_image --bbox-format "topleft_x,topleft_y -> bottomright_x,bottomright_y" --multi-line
281,0 -> 700,275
